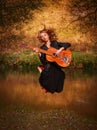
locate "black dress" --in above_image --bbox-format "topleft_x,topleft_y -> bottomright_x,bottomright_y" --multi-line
39,40 -> 71,93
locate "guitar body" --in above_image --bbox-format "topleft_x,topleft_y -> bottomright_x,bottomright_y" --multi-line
46,47 -> 72,67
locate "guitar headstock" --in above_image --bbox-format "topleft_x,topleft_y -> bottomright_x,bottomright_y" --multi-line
19,43 -> 35,51
19,43 -> 29,49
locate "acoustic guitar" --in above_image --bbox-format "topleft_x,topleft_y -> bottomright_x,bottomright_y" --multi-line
20,44 -> 72,67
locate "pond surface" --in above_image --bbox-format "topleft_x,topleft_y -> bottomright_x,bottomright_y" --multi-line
0,69 -> 97,120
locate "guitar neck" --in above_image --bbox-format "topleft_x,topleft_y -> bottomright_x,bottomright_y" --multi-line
29,46 -> 53,56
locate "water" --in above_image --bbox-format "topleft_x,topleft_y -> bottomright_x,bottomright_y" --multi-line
0,69 -> 97,119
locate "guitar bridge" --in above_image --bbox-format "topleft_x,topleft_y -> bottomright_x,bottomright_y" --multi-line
64,57 -> 70,64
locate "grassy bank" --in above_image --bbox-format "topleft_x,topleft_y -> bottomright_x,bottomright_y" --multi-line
0,50 -> 40,73
0,50 -> 97,72
71,51 -> 97,69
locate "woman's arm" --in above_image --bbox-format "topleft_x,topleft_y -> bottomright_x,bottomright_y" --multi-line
58,42 -> 71,50
55,47 -> 64,56
54,41 -> 71,56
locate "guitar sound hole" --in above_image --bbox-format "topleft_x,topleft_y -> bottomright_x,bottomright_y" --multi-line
53,53 -> 57,57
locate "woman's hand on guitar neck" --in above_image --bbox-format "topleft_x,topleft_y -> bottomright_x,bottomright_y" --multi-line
33,47 -> 39,53
33,47 -> 41,56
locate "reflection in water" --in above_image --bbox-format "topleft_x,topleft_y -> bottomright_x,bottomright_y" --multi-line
0,70 -> 97,119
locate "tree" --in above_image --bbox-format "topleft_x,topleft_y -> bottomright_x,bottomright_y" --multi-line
0,0 -> 44,26
67,0 -> 97,31
66,0 -> 97,48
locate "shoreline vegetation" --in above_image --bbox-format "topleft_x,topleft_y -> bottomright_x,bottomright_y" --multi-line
0,50 -> 97,72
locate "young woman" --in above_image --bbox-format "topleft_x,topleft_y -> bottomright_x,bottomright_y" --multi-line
34,28 -> 71,94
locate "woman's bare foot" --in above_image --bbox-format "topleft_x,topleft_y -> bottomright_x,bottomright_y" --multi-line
37,66 -> 42,73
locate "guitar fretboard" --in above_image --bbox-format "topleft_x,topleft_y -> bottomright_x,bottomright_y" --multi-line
30,46 -> 54,56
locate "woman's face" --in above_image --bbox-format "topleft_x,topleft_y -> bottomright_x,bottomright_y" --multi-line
39,32 -> 50,42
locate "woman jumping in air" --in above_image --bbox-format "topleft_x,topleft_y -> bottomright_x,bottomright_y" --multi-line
34,28 -> 71,93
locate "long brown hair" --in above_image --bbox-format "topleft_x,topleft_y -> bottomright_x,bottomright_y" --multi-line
37,28 -> 57,43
